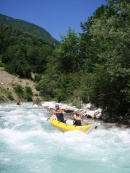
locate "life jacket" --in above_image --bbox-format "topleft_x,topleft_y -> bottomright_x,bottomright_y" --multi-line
74,114 -> 80,120
73,114 -> 82,126
55,107 -> 63,117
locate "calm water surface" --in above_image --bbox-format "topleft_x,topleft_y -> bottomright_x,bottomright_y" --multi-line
0,103 -> 130,173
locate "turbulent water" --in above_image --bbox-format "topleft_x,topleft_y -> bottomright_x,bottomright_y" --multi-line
0,103 -> 130,173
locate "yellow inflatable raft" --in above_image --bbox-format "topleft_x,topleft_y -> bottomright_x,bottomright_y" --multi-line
50,116 -> 99,132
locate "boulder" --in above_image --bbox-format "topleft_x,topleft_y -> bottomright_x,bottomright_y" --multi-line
41,101 -> 102,119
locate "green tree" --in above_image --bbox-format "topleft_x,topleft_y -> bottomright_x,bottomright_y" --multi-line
87,1 -> 130,120
37,28 -> 83,102
23,86 -> 33,101
58,28 -> 81,73
13,84 -> 23,99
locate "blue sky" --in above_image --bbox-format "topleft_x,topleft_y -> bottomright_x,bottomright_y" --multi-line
0,0 -> 107,41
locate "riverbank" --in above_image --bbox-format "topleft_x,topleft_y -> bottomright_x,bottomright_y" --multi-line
0,67 -> 39,102
37,101 -> 129,128
40,101 -> 102,119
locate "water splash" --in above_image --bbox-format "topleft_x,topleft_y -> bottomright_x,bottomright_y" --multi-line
0,103 -> 130,173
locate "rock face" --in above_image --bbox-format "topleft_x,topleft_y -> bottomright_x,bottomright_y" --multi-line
0,67 -> 39,102
41,101 -> 102,119
80,103 -> 102,118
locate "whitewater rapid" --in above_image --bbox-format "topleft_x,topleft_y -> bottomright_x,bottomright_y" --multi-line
0,103 -> 130,173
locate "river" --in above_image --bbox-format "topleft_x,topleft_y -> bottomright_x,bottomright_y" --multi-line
0,103 -> 130,173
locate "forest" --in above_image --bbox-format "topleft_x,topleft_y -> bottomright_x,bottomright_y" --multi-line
0,13 -> 60,45
0,0 -> 130,123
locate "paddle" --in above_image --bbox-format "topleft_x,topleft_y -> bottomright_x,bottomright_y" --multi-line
46,117 -> 50,121
41,117 -> 50,123
82,120 -> 88,125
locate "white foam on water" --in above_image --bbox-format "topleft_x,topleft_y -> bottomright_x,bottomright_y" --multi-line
0,103 -> 130,173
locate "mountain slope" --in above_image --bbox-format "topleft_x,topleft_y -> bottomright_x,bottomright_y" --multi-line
0,67 -> 40,103
0,14 -> 60,45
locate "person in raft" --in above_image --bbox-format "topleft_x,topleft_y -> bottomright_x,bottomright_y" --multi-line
52,103 -> 65,123
73,109 -> 83,126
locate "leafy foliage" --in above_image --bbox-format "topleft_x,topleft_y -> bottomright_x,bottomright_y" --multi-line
0,87 -> 14,101
13,84 -> 33,101
1,1 -> 130,123
23,86 -> 33,101
0,24 -> 54,78
37,1 -> 130,122
13,84 -> 23,99
81,0 -> 130,120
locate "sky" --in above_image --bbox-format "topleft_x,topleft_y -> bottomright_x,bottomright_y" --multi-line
0,0 -> 107,41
